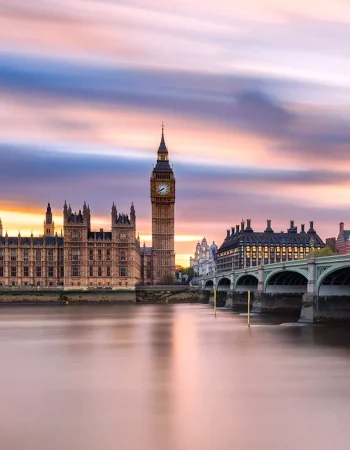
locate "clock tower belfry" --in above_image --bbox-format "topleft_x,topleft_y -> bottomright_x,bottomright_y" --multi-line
150,125 -> 176,284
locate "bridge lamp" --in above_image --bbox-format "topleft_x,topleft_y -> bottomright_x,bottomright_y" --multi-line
309,238 -> 315,257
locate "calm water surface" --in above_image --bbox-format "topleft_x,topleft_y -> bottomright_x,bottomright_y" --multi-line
1,304 -> 350,450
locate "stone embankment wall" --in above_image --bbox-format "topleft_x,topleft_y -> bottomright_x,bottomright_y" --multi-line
257,293 -> 302,315
218,291 -> 303,314
0,289 -> 136,304
0,286 -> 208,305
314,296 -> 350,323
136,286 -> 208,303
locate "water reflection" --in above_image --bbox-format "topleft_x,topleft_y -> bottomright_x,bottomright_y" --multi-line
0,304 -> 350,450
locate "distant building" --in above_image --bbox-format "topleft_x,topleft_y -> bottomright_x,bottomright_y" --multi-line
325,237 -> 336,253
190,237 -> 217,276
336,222 -> 350,254
217,219 -> 325,272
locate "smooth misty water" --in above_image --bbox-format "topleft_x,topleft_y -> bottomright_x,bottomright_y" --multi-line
1,305 -> 350,450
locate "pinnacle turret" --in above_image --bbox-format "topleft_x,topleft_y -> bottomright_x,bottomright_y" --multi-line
157,123 -> 169,160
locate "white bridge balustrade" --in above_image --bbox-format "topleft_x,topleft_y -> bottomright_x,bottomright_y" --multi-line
202,254 -> 350,323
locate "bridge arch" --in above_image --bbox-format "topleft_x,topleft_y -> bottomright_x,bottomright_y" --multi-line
217,277 -> 231,291
235,274 -> 258,292
265,269 -> 308,294
204,280 -> 214,291
317,264 -> 350,296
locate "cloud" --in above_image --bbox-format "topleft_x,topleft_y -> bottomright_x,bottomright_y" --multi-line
1,51 -> 350,165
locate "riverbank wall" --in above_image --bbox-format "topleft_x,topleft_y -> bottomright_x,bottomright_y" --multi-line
136,286 -> 207,303
0,288 -> 136,304
0,286 -> 207,305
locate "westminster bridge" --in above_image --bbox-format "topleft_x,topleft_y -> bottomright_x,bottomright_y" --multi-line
201,254 -> 350,323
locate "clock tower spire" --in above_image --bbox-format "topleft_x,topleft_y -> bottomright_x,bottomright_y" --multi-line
150,125 -> 176,284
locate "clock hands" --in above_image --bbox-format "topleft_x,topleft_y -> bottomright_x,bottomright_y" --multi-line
157,183 -> 169,195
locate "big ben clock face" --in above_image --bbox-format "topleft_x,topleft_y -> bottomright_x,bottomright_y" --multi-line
156,182 -> 170,196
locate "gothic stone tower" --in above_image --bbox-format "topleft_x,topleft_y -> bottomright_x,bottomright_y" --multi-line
44,203 -> 55,236
63,201 -> 91,287
150,126 -> 176,284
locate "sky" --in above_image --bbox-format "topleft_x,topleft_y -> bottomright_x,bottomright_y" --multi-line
0,0 -> 350,267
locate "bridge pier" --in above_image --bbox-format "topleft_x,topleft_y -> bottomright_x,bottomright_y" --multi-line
251,292 -> 263,313
299,293 -> 316,323
299,257 -> 317,323
250,266 -> 264,313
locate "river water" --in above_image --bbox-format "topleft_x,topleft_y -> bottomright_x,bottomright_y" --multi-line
1,304 -> 350,450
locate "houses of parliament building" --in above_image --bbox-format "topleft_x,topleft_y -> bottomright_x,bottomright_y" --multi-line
0,129 -> 176,288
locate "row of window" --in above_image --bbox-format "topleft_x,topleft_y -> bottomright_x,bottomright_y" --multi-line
0,265 -> 129,278
70,249 -> 128,262
0,266 -> 56,277
0,249 -> 59,262
71,266 -> 128,277
220,245 -> 314,257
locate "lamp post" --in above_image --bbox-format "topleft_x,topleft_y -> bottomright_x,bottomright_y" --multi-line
309,237 -> 315,257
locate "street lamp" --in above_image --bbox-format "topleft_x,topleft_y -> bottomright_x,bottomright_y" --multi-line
309,237 -> 315,257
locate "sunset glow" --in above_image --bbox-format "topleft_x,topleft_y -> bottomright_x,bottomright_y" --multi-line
1,0 -> 350,266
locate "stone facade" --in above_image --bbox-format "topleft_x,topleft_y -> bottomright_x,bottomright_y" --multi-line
0,202 -> 140,289
63,201 -> 141,288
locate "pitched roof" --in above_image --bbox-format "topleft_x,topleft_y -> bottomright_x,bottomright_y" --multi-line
158,125 -> 168,154
218,229 -> 324,253
153,160 -> 173,172
142,246 -> 152,255
343,230 -> 350,241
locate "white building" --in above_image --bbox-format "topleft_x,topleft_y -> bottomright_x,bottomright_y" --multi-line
190,237 -> 217,277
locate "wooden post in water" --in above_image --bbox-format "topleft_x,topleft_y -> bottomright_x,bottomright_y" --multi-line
247,290 -> 251,327
214,287 -> 217,317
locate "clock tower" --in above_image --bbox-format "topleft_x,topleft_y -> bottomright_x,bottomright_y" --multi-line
151,125 -> 176,284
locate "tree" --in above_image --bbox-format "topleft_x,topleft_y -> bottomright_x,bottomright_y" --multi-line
314,245 -> 335,257
182,267 -> 195,278
160,273 -> 176,285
